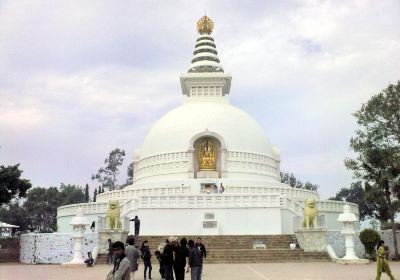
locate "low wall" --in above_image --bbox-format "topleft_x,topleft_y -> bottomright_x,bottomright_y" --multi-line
379,230 -> 400,259
20,233 -> 98,264
326,231 -> 365,258
0,238 -> 20,262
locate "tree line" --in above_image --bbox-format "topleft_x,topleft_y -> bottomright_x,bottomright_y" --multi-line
0,147 -> 134,232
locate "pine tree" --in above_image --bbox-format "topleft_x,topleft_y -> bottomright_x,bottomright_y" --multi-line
93,188 -> 97,202
84,184 -> 89,202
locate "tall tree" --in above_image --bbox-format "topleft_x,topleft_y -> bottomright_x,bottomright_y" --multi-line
329,181 -> 372,221
84,184 -> 89,202
126,162 -> 134,185
0,164 -> 32,205
280,172 -> 319,190
0,202 -> 29,231
93,188 -> 97,202
345,81 -> 400,258
23,187 -> 62,232
58,183 -> 85,205
91,148 -> 126,191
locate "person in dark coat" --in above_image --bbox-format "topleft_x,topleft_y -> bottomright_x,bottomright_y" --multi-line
141,240 -> 152,280
188,240 -> 202,280
155,250 -> 166,280
163,237 -> 176,280
195,238 -> 206,259
173,238 -> 189,280
130,216 -> 141,236
107,239 -> 114,264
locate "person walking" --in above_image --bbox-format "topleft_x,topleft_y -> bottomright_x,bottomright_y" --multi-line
106,241 -> 130,280
107,239 -> 114,265
141,240 -> 152,280
155,250 -> 166,280
188,240 -> 202,280
174,238 -> 189,280
125,236 -> 140,280
376,240 -> 395,280
195,238 -> 206,259
163,237 -> 175,280
195,238 -> 206,276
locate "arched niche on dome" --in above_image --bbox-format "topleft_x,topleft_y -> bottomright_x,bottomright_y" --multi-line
189,130 -> 226,179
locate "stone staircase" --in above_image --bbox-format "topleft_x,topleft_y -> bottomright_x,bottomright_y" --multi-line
95,253 -> 109,264
96,235 -> 329,264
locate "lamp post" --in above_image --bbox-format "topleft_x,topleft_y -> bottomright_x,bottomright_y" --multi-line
62,208 -> 90,267
337,204 -> 358,260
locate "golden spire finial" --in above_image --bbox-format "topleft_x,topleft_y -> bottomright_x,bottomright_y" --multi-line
197,15 -> 214,35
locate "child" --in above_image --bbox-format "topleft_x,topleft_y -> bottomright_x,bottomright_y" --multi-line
155,250 -> 165,280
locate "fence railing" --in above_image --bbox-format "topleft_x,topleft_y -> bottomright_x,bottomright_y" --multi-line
57,195 -> 359,219
95,185 -> 320,203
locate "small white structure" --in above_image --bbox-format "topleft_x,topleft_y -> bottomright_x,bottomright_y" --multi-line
336,204 -> 368,264
62,208 -> 89,267
0,221 -> 19,237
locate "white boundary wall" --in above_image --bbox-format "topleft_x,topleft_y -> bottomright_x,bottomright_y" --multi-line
20,233 -> 98,264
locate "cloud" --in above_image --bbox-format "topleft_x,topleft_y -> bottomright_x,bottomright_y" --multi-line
0,0 -> 399,198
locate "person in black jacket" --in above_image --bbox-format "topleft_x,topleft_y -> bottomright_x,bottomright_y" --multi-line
130,216 -> 141,236
163,237 -> 176,280
155,250 -> 165,280
141,240 -> 152,280
173,238 -> 189,280
195,238 -> 206,259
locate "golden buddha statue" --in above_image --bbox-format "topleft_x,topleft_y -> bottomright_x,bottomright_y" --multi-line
198,140 -> 216,170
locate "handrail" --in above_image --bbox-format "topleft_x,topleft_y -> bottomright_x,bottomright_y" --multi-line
57,195 -> 358,218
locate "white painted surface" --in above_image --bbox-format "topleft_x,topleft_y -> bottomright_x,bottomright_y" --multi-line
20,233 -> 98,264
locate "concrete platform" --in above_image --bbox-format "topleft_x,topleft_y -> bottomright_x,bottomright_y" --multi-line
1,262 -> 400,280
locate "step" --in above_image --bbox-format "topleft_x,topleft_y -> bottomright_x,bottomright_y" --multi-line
135,235 -> 296,250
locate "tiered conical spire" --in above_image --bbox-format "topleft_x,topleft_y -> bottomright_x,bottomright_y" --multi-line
180,15 -> 231,99
188,15 -> 224,73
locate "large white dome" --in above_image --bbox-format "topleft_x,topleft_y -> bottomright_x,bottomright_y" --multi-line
140,101 -> 274,159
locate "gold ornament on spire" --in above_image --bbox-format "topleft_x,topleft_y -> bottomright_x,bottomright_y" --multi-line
197,15 -> 214,35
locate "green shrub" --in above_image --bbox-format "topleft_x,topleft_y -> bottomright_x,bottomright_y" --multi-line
359,228 -> 381,259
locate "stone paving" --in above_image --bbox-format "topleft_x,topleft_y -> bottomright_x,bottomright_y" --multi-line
1,262 -> 399,280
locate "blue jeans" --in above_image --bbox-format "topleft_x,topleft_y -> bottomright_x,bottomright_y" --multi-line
191,266 -> 201,280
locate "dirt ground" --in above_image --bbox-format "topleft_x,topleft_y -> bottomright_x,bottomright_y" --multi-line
1,261 -> 399,280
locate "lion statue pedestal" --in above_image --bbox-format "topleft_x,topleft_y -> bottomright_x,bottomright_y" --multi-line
295,228 -> 328,252
294,198 -> 327,252
98,201 -> 129,254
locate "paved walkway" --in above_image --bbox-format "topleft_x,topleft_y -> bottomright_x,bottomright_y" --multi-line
1,262 -> 399,280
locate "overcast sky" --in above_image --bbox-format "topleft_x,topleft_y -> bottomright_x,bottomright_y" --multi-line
0,0 -> 399,199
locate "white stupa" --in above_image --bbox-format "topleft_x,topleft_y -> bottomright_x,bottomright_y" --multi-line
57,16 -> 359,235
